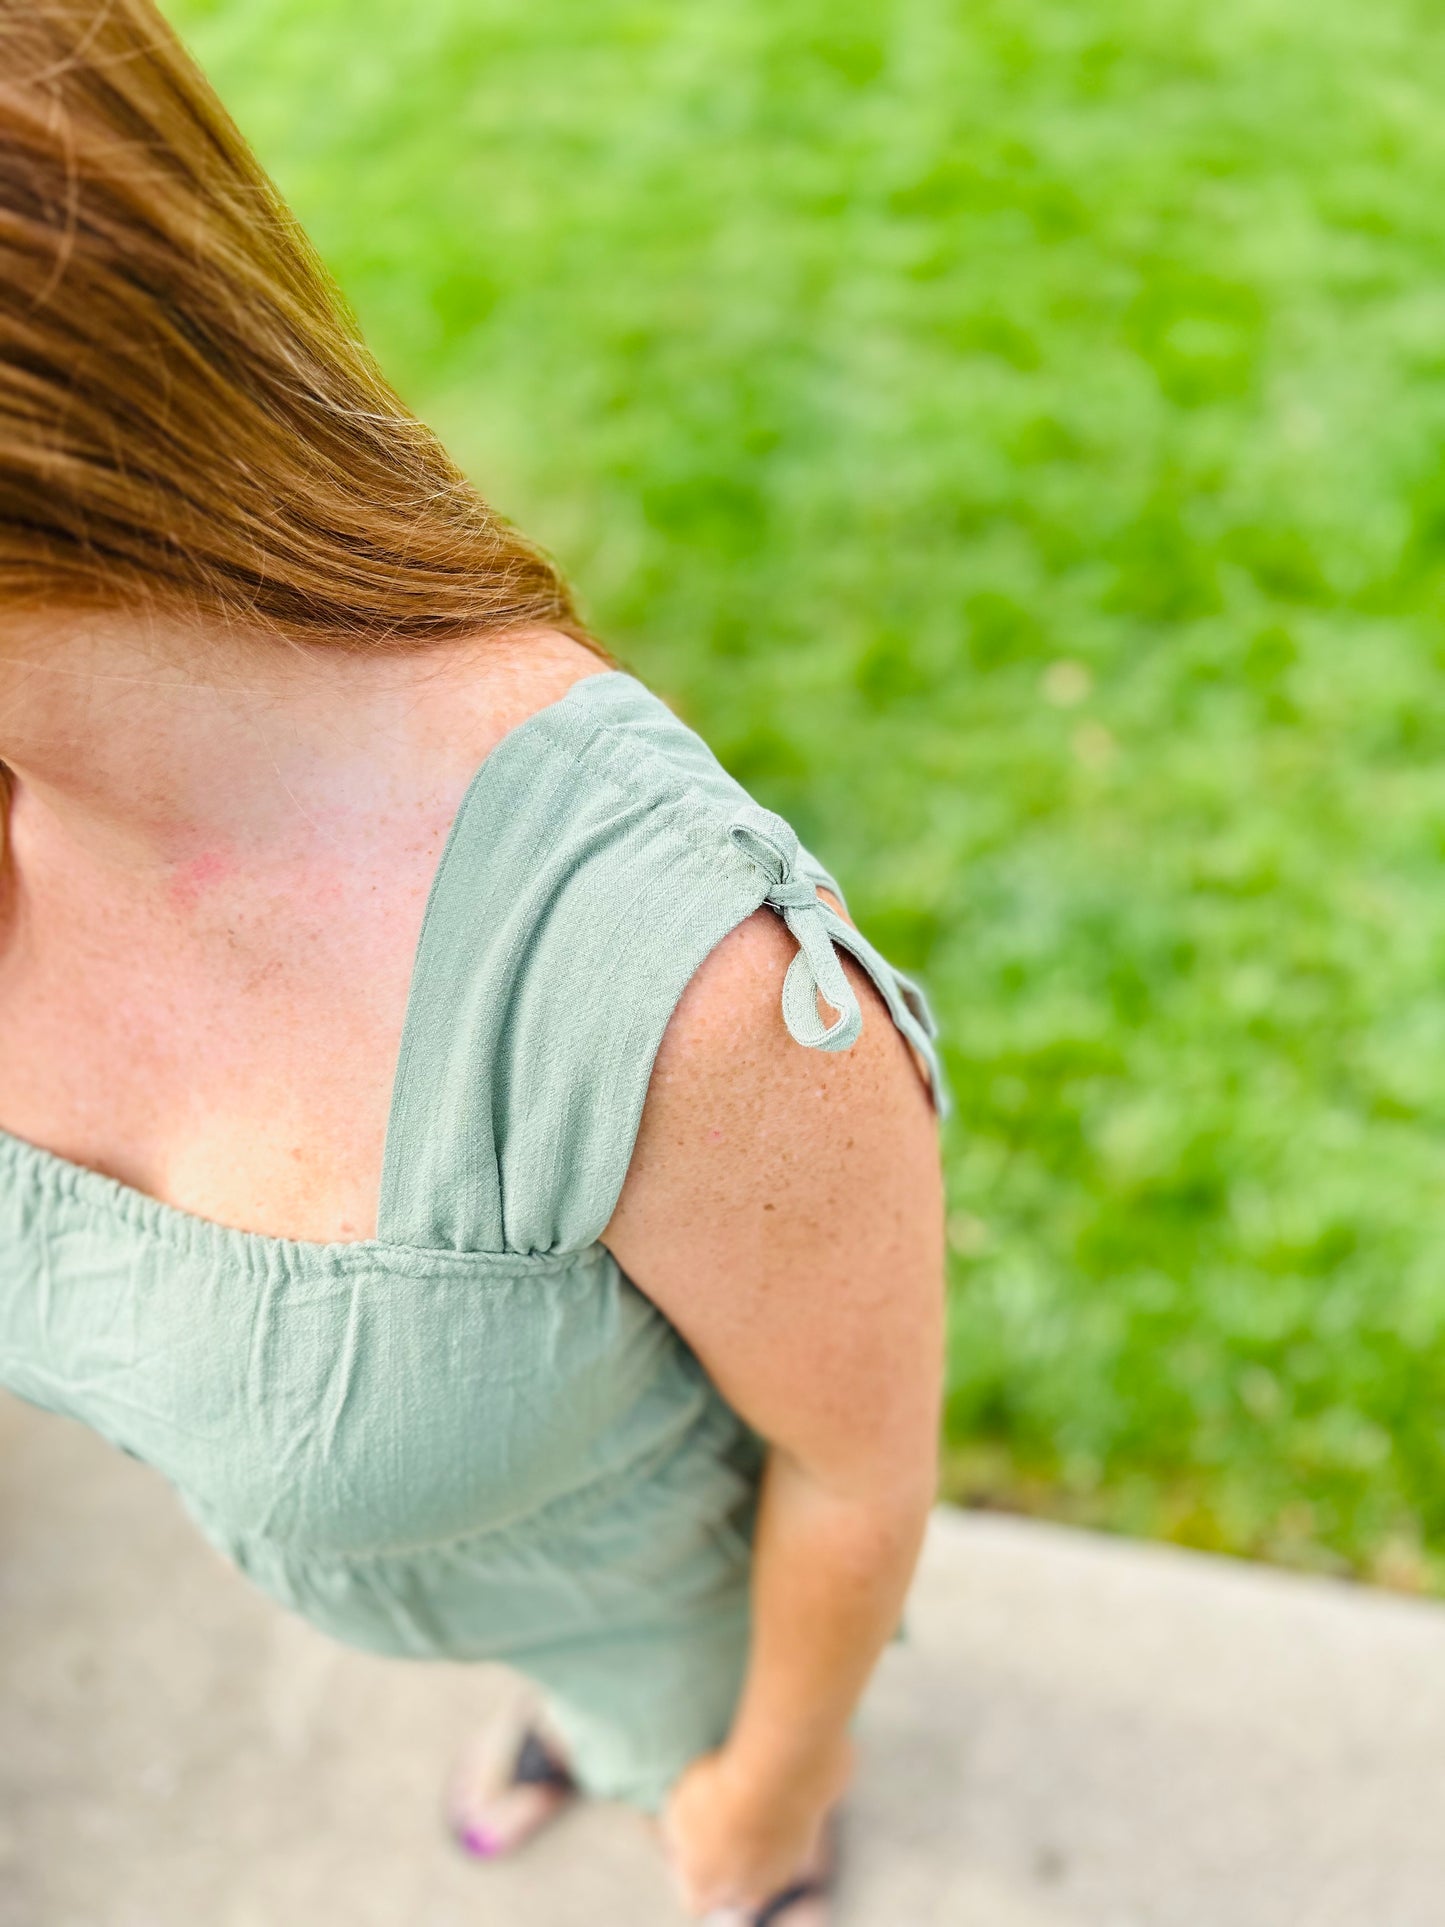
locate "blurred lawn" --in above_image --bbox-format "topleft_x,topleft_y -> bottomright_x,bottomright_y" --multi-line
172,0 -> 1445,1587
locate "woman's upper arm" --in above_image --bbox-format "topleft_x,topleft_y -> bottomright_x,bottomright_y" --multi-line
600,895 -> 947,1506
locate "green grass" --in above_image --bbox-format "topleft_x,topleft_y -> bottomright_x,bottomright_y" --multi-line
170,0 -> 1445,1588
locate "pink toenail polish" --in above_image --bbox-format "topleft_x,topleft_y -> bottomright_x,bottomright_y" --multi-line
459,1825 -> 501,1858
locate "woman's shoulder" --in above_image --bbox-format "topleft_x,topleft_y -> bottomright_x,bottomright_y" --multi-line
598,879 -> 941,1248
442,625 -> 616,758
382,642 -> 948,1257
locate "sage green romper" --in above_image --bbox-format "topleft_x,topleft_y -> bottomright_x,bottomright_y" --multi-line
0,669 -> 950,1811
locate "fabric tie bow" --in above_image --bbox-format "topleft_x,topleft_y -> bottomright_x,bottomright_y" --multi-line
728,811 -> 863,1052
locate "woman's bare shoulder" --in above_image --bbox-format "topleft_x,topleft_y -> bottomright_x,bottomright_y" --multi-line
603,893 -> 938,1248
453,626 -> 616,749
600,894 -> 945,1479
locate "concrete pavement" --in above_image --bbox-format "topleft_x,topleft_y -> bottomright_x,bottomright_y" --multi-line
3,1391 -> 1444,1926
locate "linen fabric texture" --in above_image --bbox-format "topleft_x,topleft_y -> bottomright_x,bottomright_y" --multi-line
0,669 -> 950,1810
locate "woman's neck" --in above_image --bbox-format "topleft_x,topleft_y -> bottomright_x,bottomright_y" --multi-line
0,611 -> 591,890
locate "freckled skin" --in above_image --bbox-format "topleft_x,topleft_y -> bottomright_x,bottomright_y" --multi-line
604,901 -> 944,1464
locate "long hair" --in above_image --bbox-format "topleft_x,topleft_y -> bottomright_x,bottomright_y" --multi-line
0,0 -> 600,652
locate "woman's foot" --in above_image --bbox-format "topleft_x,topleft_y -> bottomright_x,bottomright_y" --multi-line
701,1815 -> 836,1926
445,1724 -> 578,1860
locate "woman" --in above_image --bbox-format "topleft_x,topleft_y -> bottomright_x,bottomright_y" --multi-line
0,4 -> 949,1921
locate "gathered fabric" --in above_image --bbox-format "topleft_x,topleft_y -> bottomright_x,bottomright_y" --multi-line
0,669 -> 948,1811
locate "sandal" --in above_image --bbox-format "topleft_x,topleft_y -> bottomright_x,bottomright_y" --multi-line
447,1724 -> 578,1861
703,1810 -> 839,1926
751,1870 -> 831,1924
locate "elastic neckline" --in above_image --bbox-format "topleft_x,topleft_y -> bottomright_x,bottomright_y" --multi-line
0,666 -> 633,1263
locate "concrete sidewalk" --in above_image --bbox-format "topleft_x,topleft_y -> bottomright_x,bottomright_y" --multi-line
3,1393 -> 1443,1926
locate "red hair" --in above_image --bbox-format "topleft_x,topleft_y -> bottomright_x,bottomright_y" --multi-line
0,0 -> 601,652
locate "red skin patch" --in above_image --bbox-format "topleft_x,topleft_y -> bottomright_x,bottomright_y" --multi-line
165,849 -> 234,912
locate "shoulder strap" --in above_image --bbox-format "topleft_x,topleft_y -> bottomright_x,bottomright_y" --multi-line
378,673 -> 949,1255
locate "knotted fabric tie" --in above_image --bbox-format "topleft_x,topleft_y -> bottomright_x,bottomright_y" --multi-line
728,811 -> 863,1052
